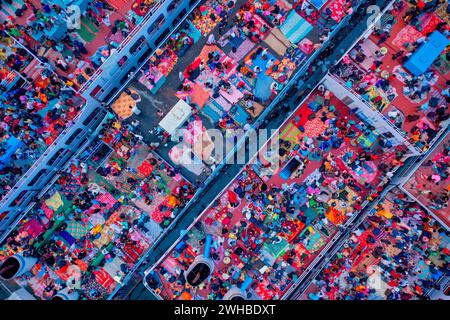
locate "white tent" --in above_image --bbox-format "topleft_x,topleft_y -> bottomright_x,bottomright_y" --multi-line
159,99 -> 192,135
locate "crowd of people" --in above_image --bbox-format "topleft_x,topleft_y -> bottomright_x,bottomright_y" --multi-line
404,133 -> 449,227
124,0 -> 357,180
0,0 -> 148,200
416,139 -> 449,211
0,30 -> 83,200
1,0 -> 448,301
0,0 -> 166,200
293,0 -> 354,26
305,188 -> 449,300
332,0 -> 450,151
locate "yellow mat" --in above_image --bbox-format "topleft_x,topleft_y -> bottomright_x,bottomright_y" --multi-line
111,89 -> 139,119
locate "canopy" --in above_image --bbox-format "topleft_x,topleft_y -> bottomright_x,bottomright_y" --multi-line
159,99 -> 192,135
404,31 -> 450,76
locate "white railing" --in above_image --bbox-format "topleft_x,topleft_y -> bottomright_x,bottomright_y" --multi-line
6,31 -> 76,93
0,104 -> 89,209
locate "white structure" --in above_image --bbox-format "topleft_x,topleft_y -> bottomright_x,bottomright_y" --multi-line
159,99 -> 192,135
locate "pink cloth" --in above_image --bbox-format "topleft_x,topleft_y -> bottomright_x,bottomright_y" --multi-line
298,38 -> 315,55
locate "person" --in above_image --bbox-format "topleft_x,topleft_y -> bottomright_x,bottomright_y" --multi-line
207,33 -> 216,45
387,110 -> 400,120
102,14 -> 111,27
392,50 -> 405,61
377,32 -> 390,45
178,72 -> 185,82
266,57 -> 276,69
406,114 -> 420,122
246,99 -> 254,111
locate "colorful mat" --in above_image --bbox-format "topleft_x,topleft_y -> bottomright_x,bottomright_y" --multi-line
263,28 -> 291,56
190,84 -> 210,108
280,10 -> 313,44
392,25 -> 423,49
254,74 -> 274,101
228,38 -> 255,61
66,221 -> 89,239
187,20 -> 202,43
111,90 -> 139,119
328,0 -> 348,23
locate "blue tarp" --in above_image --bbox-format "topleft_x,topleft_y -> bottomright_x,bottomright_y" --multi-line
229,104 -> 248,127
404,31 -> 450,76
187,21 -> 202,44
0,136 -> 23,169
